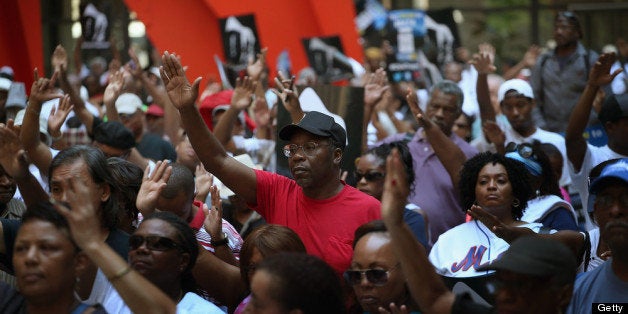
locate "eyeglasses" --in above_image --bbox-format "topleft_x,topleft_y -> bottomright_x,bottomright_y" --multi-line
129,235 -> 183,252
343,264 -> 399,286
354,171 -> 385,182
283,142 -> 330,158
505,142 -> 537,160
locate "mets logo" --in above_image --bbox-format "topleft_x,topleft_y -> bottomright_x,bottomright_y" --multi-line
450,245 -> 491,272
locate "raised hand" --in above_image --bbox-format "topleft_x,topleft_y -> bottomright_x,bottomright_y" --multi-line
470,50 -> 496,75
381,148 -> 409,226
127,48 -> 145,78
252,98 -> 271,128
30,68 -> 63,106
482,120 -> 505,147
136,160 -> 172,214
247,47 -> 268,81
271,71 -> 301,114
477,43 -> 495,65
0,122 -> 30,180
202,185 -> 223,240
48,94 -> 74,139
51,176 -> 102,250
194,163 -> 213,203
364,68 -> 390,108
160,51 -> 202,110
588,53 -> 623,87
51,45 -> 68,73
103,70 -> 124,104
522,45 -> 541,68
232,76 -> 257,111
406,88 -> 434,130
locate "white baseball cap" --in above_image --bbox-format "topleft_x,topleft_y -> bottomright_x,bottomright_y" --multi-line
498,79 -> 534,102
115,93 -> 143,115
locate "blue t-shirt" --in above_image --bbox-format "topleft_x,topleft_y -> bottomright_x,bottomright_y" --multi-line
567,260 -> 628,314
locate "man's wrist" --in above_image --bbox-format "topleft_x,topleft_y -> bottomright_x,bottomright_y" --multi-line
210,234 -> 229,247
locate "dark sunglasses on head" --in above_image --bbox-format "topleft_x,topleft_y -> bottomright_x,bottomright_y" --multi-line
354,171 -> 385,182
343,265 -> 399,286
505,142 -> 537,160
129,235 -> 182,252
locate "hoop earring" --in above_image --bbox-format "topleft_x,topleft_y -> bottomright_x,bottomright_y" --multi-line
512,198 -> 520,208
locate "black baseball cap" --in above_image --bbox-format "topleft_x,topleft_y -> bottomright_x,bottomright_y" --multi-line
477,236 -> 577,278
598,94 -> 628,124
279,111 -> 346,149
93,121 -> 136,150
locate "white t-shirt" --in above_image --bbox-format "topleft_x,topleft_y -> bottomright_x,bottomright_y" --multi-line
429,220 -> 546,278
103,288 -> 224,314
568,144 -> 627,231
472,125 -> 571,187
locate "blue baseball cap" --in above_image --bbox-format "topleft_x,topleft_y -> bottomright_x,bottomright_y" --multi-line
588,158 -> 628,212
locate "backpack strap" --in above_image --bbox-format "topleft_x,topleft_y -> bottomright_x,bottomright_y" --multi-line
537,54 -> 550,105
582,230 -> 592,272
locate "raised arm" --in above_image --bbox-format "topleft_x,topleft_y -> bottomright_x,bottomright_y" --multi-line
381,149 -> 455,314
54,44 -> 96,133
502,45 -> 540,81
467,204 -> 586,261
128,49 -> 182,145
470,44 -> 497,124
47,94 -> 74,141
247,47 -> 269,109
160,52 -> 258,205
271,72 -> 303,123
20,69 -> 63,175
0,122 -> 49,206
102,70 -> 124,122
565,53 -> 623,172
202,186 -> 237,266
362,68 -> 389,152
54,179 -> 176,314
407,90 -> 467,189
214,76 -> 256,152
136,160 -> 172,217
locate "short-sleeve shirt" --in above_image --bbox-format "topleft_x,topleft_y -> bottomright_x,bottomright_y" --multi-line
251,170 -> 381,274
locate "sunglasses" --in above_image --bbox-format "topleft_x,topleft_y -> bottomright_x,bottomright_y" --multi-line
343,265 -> 399,286
505,142 -> 537,160
129,235 -> 183,252
354,171 -> 386,182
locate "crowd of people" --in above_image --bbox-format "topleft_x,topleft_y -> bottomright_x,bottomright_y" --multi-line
0,9 -> 626,314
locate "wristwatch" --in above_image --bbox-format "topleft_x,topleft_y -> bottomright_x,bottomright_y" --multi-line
211,233 -> 229,247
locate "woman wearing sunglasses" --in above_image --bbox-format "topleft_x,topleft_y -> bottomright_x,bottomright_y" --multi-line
101,211 -> 224,314
345,220 -> 419,313
355,141 -> 429,247
508,142 -> 579,231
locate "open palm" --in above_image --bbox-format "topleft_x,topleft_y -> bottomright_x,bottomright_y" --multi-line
160,51 -> 201,109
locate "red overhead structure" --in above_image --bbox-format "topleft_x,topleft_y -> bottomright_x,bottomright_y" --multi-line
124,0 -> 363,86
0,0 -> 44,88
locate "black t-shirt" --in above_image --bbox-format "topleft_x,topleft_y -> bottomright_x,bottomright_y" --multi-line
0,281 -> 109,313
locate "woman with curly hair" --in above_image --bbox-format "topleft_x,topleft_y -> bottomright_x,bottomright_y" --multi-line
428,152 -> 537,302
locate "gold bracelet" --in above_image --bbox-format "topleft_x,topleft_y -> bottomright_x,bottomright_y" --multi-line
108,266 -> 132,283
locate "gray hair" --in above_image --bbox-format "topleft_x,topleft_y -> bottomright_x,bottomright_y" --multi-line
431,80 -> 464,109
